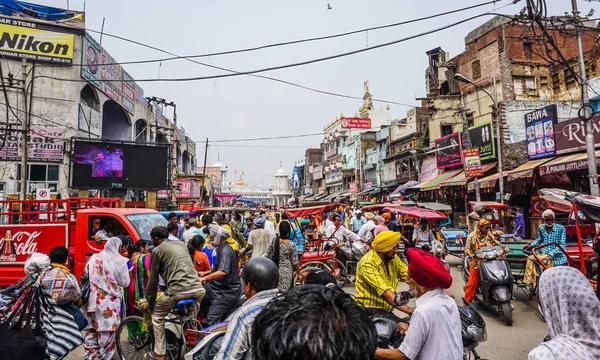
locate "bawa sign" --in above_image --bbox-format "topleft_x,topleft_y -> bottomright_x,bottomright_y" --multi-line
0,16 -> 75,64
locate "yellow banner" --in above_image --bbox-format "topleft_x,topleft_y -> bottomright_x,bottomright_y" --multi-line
0,22 -> 74,64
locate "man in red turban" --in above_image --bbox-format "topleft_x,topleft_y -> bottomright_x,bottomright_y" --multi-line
375,248 -> 463,360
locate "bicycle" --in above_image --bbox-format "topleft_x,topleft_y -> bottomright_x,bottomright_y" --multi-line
116,298 -> 201,360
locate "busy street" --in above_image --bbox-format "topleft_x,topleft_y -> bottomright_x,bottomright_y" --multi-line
1,0 -> 600,359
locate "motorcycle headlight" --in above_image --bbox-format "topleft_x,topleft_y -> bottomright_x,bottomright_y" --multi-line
467,325 -> 487,342
484,251 -> 496,259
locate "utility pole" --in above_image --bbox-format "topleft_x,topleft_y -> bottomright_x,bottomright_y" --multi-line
493,72 -> 504,203
19,59 -> 27,201
459,92 -> 481,201
200,138 -> 208,206
572,0 -> 600,196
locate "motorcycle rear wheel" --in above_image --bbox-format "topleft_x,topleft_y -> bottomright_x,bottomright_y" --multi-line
500,302 -> 513,326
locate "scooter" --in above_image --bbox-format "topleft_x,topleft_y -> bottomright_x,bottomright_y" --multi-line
431,239 -> 451,273
343,240 -> 368,281
462,245 -> 514,326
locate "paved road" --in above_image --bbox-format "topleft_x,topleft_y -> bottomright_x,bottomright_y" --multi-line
345,256 -> 548,360
67,256 -> 548,360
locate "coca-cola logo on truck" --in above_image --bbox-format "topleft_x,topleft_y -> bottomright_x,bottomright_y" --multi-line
0,224 -> 68,264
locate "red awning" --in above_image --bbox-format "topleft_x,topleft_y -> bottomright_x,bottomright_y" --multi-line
362,203 -> 406,211
284,203 -> 343,218
383,206 -> 447,219
468,201 -> 509,210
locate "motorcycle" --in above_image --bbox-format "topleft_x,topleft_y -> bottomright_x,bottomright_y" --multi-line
462,245 -> 514,326
343,240 -> 368,281
431,239 -> 451,273
373,296 -> 487,360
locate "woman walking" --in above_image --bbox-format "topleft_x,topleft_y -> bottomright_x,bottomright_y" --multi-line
267,221 -> 299,291
82,237 -> 131,360
126,239 -> 151,316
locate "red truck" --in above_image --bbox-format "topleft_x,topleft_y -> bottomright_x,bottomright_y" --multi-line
0,198 -> 168,286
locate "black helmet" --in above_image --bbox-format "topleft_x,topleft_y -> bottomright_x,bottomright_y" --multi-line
241,257 -> 279,291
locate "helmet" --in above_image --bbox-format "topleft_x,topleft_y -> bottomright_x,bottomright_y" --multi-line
240,257 -> 279,291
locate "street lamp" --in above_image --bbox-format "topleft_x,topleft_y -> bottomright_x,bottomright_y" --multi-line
453,73 -> 504,203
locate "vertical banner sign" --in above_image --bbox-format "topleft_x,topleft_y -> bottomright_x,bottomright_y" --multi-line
466,122 -> 495,160
462,148 -> 484,177
81,32 -> 100,86
100,47 -> 122,103
435,132 -> 462,169
524,105 -> 557,160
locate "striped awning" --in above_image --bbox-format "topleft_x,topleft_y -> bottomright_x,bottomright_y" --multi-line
505,158 -> 556,181
467,173 -> 499,191
411,169 -> 462,191
440,162 -> 497,187
538,151 -> 600,176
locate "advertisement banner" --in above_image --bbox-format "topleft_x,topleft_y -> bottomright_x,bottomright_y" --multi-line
467,122 -> 495,160
340,117 -> 371,129
349,182 -> 358,193
554,115 -> 600,154
435,132 -> 462,169
134,83 -> 146,106
318,186 -> 325,194
0,17 -> 75,64
0,224 -> 68,264
81,32 -> 136,114
0,126 -> 66,162
364,182 -> 373,191
313,165 -> 323,180
524,105 -> 557,160
539,157 -> 600,176
462,148 -> 484,177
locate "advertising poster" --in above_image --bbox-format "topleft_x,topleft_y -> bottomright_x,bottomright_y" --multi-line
0,224 -> 68,264
81,32 -> 100,86
462,148 -> 484,177
524,105 -> 557,160
554,114 -> 600,154
340,117 -> 371,129
313,165 -> 323,180
0,126 -> 65,162
100,47 -> 122,103
435,132 -> 462,169
467,122 -> 495,160
0,16 -> 75,64
121,70 -> 135,114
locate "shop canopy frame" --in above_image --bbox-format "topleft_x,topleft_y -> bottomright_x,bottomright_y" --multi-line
439,162 -> 497,187
409,169 -> 462,191
284,202 -> 343,219
383,205 -> 447,220
504,157 -> 556,181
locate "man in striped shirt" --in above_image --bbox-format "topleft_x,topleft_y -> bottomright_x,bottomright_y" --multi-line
214,257 -> 279,360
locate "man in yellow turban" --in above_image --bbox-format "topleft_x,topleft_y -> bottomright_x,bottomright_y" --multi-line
355,231 -> 412,322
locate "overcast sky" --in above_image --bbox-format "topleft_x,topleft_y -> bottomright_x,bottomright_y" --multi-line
44,0 -> 596,185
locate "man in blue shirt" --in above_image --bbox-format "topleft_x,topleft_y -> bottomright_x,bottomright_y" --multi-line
351,210 -> 366,233
525,209 -> 567,266
511,207 -> 525,240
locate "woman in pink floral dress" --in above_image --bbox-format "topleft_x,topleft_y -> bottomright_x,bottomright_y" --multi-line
82,237 -> 131,360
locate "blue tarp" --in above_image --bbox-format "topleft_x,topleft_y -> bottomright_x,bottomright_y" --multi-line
235,197 -> 256,204
0,0 -> 83,22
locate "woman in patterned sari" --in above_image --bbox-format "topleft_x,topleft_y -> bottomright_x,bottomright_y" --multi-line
126,240 -> 151,316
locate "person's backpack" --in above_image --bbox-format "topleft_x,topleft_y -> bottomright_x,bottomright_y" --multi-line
79,256 -> 93,305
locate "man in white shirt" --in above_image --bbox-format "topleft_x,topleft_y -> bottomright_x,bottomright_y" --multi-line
182,218 -> 199,245
326,214 -> 361,265
167,222 -> 180,241
260,211 -> 277,240
358,212 -> 376,242
241,216 -> 272,258
412,219 -> 436,250
375,248 -> 462,360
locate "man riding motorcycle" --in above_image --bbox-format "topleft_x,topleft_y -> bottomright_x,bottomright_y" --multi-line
464,219 -> 509,302
214,257 -> 279,360
355,231 -> 413,322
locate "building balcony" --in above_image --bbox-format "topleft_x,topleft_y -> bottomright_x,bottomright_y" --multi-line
326,148 -> 338,159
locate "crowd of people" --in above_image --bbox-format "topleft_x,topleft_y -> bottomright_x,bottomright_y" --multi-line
1,206 -> 599,360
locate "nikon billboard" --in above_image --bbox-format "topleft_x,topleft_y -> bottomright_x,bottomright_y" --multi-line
0,16 -> 75,64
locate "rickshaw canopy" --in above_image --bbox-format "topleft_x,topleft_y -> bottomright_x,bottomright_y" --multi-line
540,188 -> 600,223
284,203 -> 343,219
361,203 -> 407,211
469,201 -> 509,210
159,210 -> 190,218
384,206 -> 447,219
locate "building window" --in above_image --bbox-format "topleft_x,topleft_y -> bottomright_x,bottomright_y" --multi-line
441,124 -> 453,136
552,72 -> 561,94
472,60 -> 481,80
17,164 -> 60,194
80,85 -> 99,111
523,43 -> 533,60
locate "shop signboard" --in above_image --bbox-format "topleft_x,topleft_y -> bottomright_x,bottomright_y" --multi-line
0,126 -> 65,162
0,16 -> 75,64
466,122 -> 495,160
81,32 -> 136,115
462,148 -> 484,178
349,181 -> 358,193
524,105 -> 557,160
313,165 -> 323,180
364,182 -> 373,191
554,114 -> 600,154
435,132 -> 462,169
340,117 -> 371,129
318,186 -> 325,194
0,224 -> 68,264
539,157 -> 600,176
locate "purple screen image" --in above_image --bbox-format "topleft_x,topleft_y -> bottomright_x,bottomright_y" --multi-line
73,144 -> 124,178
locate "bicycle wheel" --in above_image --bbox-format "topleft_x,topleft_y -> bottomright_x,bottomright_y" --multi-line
116,315 -> 152,360
333,259 -> 348,288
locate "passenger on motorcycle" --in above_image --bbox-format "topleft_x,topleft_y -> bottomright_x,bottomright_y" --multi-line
412,219 -> 436,251
199,224 -> 244,325
145,226 -> 206,360
213,257 -> 279,360
355,231 -> 413,322
375,248 -> 462,360
463,219 -> 509,302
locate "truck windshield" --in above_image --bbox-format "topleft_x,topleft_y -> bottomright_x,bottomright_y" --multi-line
126,213 -> 169,240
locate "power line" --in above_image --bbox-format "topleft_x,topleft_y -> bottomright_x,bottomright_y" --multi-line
209,144 -> 313,149
207,133 -> 324,143
45,0 -> 504,69
32,4 -> 514,86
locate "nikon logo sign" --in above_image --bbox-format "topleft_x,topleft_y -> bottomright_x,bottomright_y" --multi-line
0,17 -> 74,64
